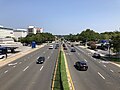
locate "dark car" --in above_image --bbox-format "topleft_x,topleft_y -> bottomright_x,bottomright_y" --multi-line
71,48 -> 76,52
56,44 -> 59,47
92,53 -> 101,58
63,47 -> 67,50
71,44 -> 74,47
36,56 -> 45,64
74,61 -> 88,71
63,44 -> 66,47
55,44 -> 59,49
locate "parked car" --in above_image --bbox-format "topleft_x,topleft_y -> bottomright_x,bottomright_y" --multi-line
71,48 -> 76,52
92,53 -> 101,58
49,45 -> 54,49
74,61 -> 88,71
36,56 -> 45,64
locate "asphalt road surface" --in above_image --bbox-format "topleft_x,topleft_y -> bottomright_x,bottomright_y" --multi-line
0,44 -> 59,90
65,44 -> 120,90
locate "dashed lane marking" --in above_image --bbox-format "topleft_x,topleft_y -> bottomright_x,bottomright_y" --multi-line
84,59 -> 87,62
23,66 -> 29,71
4,70 -> 8,73
40,66 -> 43,71
110,69 -> 114,73
103,65 -> 107,67
98,72 -> 105,80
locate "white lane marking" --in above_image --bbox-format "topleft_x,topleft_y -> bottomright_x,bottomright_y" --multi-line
101,61 -> 110,64
103,65 -> 106,67
84,59 -> 87,62
93,58 -> 96,61
19,62 -> 22,64
4,70 -> 8,73
23,66 -> 29,71
13,66 -> 16,68
48,56 -> 50,59
98,72 -> 105,80
8,63 -> 17,66
40,66 -> 43,71
110,69 -> 114,72
78,53 -> 80,55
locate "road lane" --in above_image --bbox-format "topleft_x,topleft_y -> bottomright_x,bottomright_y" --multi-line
65,45 -> 120,90
0,44 -> 59,90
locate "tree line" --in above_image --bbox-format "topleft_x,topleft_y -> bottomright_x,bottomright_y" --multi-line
19,33 -> 55,45
64,29 -> 120,53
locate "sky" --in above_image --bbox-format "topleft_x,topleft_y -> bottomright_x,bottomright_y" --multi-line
0,0 -> 120,35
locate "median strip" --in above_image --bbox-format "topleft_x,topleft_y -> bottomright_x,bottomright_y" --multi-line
52,47 -> 75,90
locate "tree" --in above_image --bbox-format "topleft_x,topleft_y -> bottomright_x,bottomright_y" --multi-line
79,29 -> 100,41
112,35 -> 120,53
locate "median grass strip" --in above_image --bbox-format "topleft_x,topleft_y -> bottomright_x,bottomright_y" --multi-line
53,50 -> 69,90
61,51 -> 69,90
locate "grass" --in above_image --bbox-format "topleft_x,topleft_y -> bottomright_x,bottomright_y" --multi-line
53,50 -> 69,90
61,51 -> 69,90
54,51 -> 63,90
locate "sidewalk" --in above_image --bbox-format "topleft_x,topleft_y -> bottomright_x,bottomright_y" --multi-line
0,44 -> 47,68
79,46 -> 120,68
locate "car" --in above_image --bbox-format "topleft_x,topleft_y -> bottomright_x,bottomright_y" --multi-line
55,44 -> 59,49
55,46 -> 58,49
49,45 -> 54,49
56,43 -> 59,47
92,53 -> 101,58
36,56 -> 45,64
71,48 -> 76,52
74,61 -> 88,71
63,47 -> 67,50
71,44 -> 74,47
63,44 -> 66,47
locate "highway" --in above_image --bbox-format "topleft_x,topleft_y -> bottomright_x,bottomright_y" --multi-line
65,44 -> 120,90
0,44 -> 59,90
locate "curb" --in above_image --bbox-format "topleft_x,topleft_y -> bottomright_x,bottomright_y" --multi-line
62,47 -> 75,90
51,48 -> 60,90
79,46 -> 120,68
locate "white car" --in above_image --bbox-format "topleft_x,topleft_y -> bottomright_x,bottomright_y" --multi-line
49,45 -> 54,49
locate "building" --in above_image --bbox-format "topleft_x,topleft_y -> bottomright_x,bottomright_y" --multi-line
0,25 -> 14,38
27,26 -> 43,35
14,29 -> 27,41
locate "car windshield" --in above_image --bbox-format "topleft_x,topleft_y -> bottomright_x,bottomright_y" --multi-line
38,57 -> 44,61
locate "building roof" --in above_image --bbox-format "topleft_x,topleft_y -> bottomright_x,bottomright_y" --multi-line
14,29 -> 27,32
0,27 -> 13,30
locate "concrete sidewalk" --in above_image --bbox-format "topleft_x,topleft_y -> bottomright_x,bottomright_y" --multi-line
0,44 -> 47,68
79,46 -> 120,68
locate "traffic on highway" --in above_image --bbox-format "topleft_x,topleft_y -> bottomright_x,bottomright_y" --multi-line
0,42 -> 120,90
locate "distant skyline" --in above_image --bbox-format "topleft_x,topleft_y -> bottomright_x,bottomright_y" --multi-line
0,0 -> 120,35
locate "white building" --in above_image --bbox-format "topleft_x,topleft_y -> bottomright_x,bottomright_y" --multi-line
27,26 -> 43,35
0,26 -> 14,38
14,29 -> 27,41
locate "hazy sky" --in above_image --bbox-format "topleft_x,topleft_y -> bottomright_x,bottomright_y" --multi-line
0,0 -> 120,34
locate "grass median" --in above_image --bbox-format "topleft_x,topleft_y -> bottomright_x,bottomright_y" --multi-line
53,50 -> 69,90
